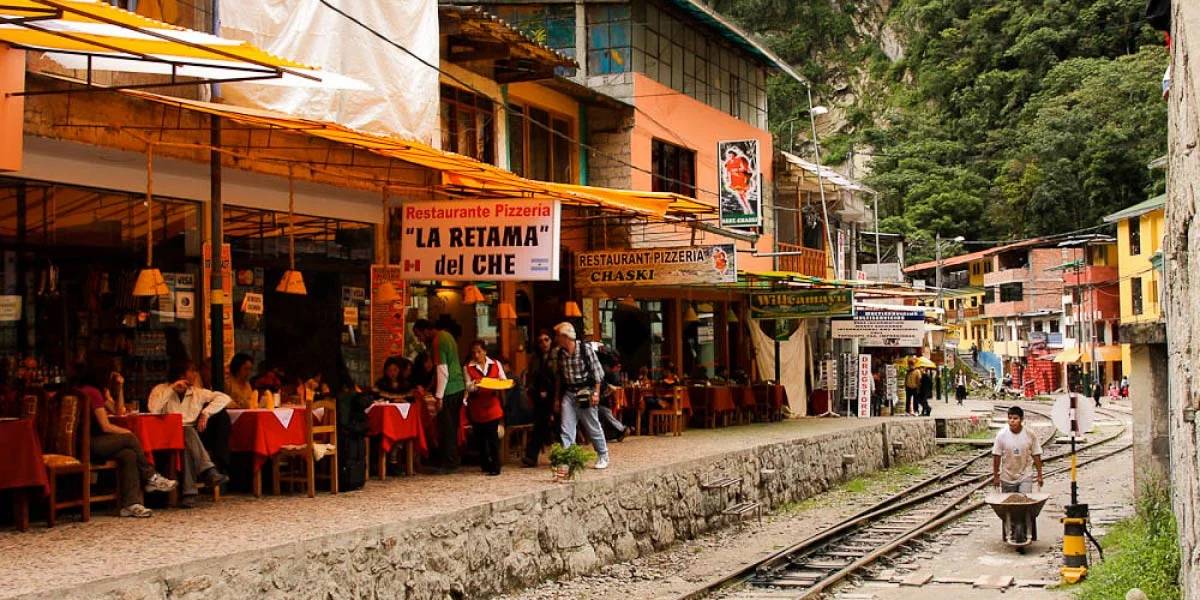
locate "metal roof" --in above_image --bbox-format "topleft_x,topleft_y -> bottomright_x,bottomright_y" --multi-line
666,0 -> 807,85
1102,195 -> 1166,223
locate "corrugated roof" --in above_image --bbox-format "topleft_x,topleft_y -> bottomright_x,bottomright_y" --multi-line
1102,195 -> 1166,223
904,237 -> 1050,274
666,0 -> 806,85
779,151 -> 875,193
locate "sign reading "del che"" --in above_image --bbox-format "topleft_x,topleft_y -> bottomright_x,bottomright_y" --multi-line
400,199 -> 561,281
575,244 -> 737,287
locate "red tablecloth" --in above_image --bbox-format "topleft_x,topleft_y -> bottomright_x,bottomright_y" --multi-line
733,386 -> 756,410
367,403 -> 427,454
228,408 -> 307,471
699,386 -> 737,413
0,419 -> 49,496
110,414 -> 184,467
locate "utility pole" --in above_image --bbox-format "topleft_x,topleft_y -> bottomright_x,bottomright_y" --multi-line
935,232 -> 943,308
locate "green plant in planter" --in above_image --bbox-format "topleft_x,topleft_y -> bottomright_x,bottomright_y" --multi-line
548,443 -> 596,481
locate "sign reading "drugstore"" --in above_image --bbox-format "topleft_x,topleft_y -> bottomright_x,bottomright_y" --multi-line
400,199 -> 561,280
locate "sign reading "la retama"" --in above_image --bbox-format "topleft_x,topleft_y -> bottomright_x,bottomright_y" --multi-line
575,244 -> 737,287
400,199 -> 561,281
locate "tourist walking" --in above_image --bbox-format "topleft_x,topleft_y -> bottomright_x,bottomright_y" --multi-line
1092,381 -> 1104,408
955,370 -> 968,405
918,367 -> 934,416
413,318 -> 466,474
554,322 -> 609,469
523,330 -> 558,467
905,359 -> 921,416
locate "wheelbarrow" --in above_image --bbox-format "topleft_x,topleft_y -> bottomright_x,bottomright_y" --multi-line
985,492 -> 1050,550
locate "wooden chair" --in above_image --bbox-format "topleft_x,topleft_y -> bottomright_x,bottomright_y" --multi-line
502,423 -> 534,465
649,387 -> 684,436
273,400 -> 338,497
40,394 -> 119,526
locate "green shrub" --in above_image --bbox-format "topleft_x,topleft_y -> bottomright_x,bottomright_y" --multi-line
548,443 -> 596,480
1074,480 -> 1180,600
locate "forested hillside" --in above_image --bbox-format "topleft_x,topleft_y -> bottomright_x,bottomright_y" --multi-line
709,0 -> 1169,263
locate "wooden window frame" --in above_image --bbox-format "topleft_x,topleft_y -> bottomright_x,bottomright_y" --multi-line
508,102 -> 577,184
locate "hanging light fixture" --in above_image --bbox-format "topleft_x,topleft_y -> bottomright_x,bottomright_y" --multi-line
497,302 -> 518,320
683,303 -> 700,323
617,294 -> 639,311
133,147 -> 168,297
564,301 -> 583,318
374,187 -> 400,304
276,166 -> 307,295
463,284 -> 485,304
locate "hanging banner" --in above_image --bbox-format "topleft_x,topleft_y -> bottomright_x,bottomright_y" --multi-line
0,295 -> 20,321
718,139 -> 762,229
857,354 -> 872,418
370,265 -> 407,383
399,199 -> 561,280
831,309 -> 926,347
750,290 -> 852,320
575,244 -> 736,287
836,229 -> 846,279
885,364 -> 898,405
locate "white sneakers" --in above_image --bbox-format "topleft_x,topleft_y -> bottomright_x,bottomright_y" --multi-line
144,473 -> 177,493
119,503 -> 152,518
594,456 -> 609,470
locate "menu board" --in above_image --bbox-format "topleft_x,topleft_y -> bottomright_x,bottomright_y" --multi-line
370,265 -> 406,383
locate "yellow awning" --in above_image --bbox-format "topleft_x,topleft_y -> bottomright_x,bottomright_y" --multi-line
123,90 -> 716,220
1052,348 -> 1081,364
0,0 -> 364,89
1080,345 -> 1123,363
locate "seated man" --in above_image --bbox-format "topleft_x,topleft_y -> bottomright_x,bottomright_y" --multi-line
148,361 -> 231,506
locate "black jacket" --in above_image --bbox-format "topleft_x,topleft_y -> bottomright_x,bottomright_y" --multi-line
527,350 -> 557,405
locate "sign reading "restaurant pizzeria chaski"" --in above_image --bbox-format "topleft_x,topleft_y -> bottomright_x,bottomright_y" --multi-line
400,199 -> 561,281
575,244 -> 737,287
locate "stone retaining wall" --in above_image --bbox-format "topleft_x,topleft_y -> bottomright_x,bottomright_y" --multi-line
28,419 -> 976,600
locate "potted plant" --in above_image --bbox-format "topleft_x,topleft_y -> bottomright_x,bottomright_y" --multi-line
548,443 -> 597,482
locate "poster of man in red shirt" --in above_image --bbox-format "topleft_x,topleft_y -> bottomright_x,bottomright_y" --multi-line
718,139 -> 761,229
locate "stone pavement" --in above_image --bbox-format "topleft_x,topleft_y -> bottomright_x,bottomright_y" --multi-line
1,414 -> 948,599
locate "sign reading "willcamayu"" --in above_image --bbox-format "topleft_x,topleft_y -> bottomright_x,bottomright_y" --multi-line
400,199 -> 561,281
575,244 -> 737,287
750,290 -> 853,320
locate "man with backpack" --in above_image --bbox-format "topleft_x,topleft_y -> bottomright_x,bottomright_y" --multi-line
554,322 -> 609,469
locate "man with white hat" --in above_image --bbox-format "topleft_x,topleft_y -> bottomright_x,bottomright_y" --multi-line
553,322 -> 610,469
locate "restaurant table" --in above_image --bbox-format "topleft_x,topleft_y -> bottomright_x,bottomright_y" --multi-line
692,386 -> 736,428
625,386 -> 692,435
732,386 -> 757,424
110,414 -> 184,468
756,384 -> 787,420
0,418 -> 49,531
366,402 -> 427,478
228,407 -> 307,497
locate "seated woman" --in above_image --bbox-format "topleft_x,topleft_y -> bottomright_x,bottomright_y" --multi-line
225,353 -> 256,409
409,352 -> 439,453
464,340 -> 506,476
660,363 -> 680,386
374,356 -> 413,400
73,363 -> 176,518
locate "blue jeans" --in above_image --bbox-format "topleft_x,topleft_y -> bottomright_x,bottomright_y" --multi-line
560,390 -> 608,457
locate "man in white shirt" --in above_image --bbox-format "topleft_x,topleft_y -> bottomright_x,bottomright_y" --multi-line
991,405 -> 1044,493
148,361 -> 231,504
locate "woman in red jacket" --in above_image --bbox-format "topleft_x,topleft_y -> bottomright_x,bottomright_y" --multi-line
464,340 -> 506,476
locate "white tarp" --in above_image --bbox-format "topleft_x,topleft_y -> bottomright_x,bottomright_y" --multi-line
750,321 -> 810,417
217,0 -> 438,143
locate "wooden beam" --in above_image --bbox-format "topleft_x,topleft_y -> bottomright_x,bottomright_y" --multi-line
446,39 -> 511,63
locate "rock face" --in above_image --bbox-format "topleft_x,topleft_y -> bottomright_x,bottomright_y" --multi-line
20,419 -> 975,600
1167,2 -> 1200,596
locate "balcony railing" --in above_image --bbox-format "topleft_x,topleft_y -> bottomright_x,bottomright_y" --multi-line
776,242 -> 827,278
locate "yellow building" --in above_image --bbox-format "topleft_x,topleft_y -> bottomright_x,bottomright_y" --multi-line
1104,194 -> 1166,376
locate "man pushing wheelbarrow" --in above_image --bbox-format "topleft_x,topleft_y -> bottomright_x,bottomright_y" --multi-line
988,406 -> 1048,547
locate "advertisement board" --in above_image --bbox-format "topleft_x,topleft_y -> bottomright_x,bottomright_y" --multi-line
750,290 -> 853,320
576,244 -> 736,287
370,265 -> 406,382
718,139 -> 762,229
831,309 -> 926,347
399,199 -> 560,280
857,354 -> 872,418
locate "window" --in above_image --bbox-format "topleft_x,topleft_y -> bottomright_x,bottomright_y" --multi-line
1049,319 -> 1060,333
1129,217 -> 1142,255
491,5 -> 578,77
587,5 -> 631,75
1150,278 -> 1159,310
440,85 -> 495,165
508,104 -> 574,183
1131,277 -> 1144,315
994,325 -> 1006,342
1112,323 -> 1120,343
999,283 -> 1023,302
651,139 -> 696,197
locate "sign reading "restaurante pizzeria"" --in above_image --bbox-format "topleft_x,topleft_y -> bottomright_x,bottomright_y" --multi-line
400,199 -> 561,281
574,244 -> 737,287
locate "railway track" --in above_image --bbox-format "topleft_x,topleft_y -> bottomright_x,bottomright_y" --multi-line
674,403 -> 1130,600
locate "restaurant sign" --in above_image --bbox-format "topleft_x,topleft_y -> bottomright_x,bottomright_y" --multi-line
831,309 -> 925,347
749,290 -> 853,320
575,244 -> 736,287
399,199 -> 561,281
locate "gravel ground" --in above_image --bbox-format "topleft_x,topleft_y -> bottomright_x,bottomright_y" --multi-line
1,415 -> 912,598
491,401 -> 1135,600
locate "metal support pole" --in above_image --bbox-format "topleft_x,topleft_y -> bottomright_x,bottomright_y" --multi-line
935,233 -> 943,308
209,117 -> 225,391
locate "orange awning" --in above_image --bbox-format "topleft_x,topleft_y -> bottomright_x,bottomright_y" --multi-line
0,0 -> 363,89
124,90 -> 717,220
1079,345 -> 1123,363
